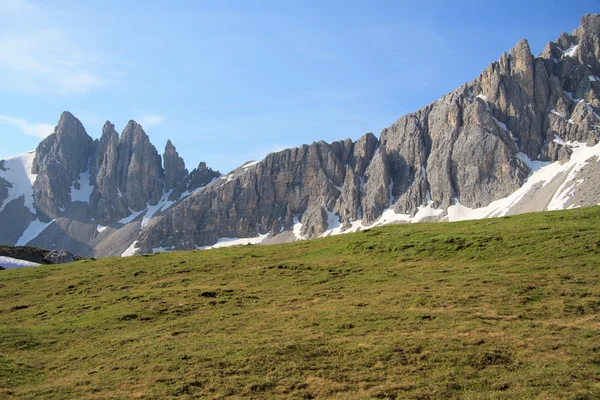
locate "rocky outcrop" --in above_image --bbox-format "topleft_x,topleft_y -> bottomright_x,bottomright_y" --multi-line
164,140 -> 188,190
0,245 -> 82,265
32,111 -> 94,220
0,112 -> 216,256
134,14 -> 600,253
2,14 -> 600,257
116,121 -> 165,211
90,122 -> 130,225
169,161 -> 221,201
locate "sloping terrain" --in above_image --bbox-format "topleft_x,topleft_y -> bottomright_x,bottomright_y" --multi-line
1,207 -> 600,399
1,15 -> 600,257
0,115 -> 220,258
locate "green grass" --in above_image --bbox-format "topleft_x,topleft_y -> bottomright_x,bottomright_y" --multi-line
2,207 -> 600,399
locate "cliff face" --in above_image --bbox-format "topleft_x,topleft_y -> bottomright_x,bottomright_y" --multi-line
134,14 -> 600,253
1,14 -> 599,257
0,113 -> 219,257
32,111 -> 94,220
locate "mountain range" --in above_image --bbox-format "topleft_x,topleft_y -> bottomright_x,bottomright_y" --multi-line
1,14 -> 600,258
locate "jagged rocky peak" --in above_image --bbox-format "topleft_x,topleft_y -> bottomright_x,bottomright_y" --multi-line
31,111 -> 94,220
33,111 -> 93,176
163,139 -> 188,190
116,120 -> 165,211
89,120 -> 130,225
133,13 -> 600,253
167,160 -> 220,201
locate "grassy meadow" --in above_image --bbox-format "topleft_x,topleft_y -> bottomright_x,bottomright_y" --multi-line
1,207 -> 600,399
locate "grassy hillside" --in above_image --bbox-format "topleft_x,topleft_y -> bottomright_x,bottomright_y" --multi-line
1,208 -> 600,399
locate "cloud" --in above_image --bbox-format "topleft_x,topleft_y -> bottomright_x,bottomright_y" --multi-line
0,2 -> 120,95
138,114 -> 166,128
0,115 -> 54,138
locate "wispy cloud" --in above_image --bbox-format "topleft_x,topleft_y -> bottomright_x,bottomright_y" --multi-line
0,1 -> 121,95
0,115 -> 53,138
138,114 -> 166,128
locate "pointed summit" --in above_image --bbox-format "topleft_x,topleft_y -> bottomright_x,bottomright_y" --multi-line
31,112 -> 94,219
163,139 -> 188,190
116,120 -> 164,210
509,38 -> 535,99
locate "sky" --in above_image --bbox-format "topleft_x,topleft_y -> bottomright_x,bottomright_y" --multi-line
0,0 -> 597,173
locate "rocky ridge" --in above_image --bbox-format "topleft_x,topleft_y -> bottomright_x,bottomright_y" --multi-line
0,114 -> 219,257
0,14 -> 599,257
134,14 -> 600,253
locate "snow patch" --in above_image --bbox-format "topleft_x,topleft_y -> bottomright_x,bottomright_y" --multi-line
0,256 -> 40,269
562,44 -> 579,58
70,170 -> 94,203
413,201 -> 444,221
198,234 -> 269,250
0,151 -> 37,214
140,190 -> 176,229
117,189 -> 183,229
118,208 -> 145,225
293,215 -> 305,240
321,209 -> 341,237
553,135 -> 566,145
319,201 -> 444,238
16,219 -> 54,246
445,141 -> 600,221
121,241 -> 139,257
242,161 -> 259,170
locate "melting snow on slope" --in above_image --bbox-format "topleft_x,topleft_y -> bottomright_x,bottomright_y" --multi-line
0,256 -> 40,269
117,189 -> 177,229
197,233 -> 269,250
293,215 -> 305,240
121,241 -> 139,257
242,161 -> 259,170
16,219 -> 55,246
70,170 -> 94,203
118,208 -> 145,225
319,201 -> 444,237
562,44 -> 579,58
140,190 -> 176,229
0,151 -> 37,214
447,141 -> 600,221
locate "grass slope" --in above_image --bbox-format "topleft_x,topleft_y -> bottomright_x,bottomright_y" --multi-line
1,208 -> 600,399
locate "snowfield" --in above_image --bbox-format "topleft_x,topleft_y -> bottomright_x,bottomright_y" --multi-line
0,151 -> 37,214
0,256 -> 40,269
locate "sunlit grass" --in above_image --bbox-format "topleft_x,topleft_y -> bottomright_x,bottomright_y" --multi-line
1,207 -> 600,398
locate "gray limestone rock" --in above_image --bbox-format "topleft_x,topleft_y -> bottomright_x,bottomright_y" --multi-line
43,250 -> 79,264
163,140 -> 188,190
89,121 -> 130,225
32,111 -> 94,220
3,14 -> 600,257
169,161 -> 220,201
116,121 -> 165,211
136,14 -> 600,252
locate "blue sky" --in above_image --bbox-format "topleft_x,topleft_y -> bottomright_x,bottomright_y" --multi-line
0,0 -> 597,173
